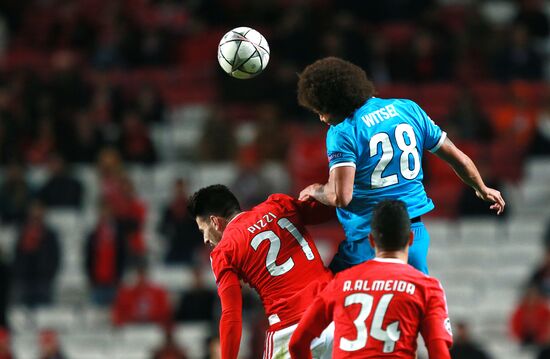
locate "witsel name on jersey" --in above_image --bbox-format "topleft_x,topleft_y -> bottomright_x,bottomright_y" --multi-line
343,279 -> 416,295
361,104 -> 399,127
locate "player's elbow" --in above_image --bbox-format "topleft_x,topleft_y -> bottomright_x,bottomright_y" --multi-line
335,191 -> 353,208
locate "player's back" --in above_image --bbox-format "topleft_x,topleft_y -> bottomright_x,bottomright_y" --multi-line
211,194 -> 333,330
327,97 -> 446,242
327,258 -> 451,358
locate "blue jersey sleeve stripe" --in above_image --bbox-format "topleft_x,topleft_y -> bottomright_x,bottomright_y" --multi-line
329,162 -> 356,172
428,131 -> 447,153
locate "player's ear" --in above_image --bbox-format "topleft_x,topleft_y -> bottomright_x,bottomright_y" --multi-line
210,215 -> 222,230
368,233 -> 376,248
408,231 -> 414,246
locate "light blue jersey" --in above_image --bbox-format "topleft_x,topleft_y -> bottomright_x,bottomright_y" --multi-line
326,97 -> 446,271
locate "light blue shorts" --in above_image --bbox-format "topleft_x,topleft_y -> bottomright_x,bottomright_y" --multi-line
329,222 -> 430,274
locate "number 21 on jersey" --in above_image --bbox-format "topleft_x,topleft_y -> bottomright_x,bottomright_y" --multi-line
370,123 -> 420,188
250,217 -> 314,276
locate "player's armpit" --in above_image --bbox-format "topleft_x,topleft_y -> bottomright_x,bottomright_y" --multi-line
289,296 -> 332,359
426,339 -> 451,359
218,272 -> 242,359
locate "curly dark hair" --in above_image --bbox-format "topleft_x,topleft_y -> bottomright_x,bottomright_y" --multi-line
297,57 -> 375,120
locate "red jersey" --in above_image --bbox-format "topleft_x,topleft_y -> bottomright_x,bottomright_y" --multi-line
290,258 -> 453,358
210,194 -> 333,331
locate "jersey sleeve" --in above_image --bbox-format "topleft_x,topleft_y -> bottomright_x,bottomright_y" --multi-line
294,198 -> 336,225
210,238 -> 238,287
420,279 -> 453,348
326,128 -> 357,171
411,101 -> 447,153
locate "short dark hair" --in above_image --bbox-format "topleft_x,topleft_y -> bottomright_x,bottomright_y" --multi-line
297,57 -> 375,119
370,200 -> 410,251
187,185 -> 241,219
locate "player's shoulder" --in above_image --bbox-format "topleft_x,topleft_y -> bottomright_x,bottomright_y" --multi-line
259,193 -> 297,211
409,268 -> 445,291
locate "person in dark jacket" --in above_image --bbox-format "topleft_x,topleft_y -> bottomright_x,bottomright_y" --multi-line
450,321 -> 492,359
0,252 -> 9,328
38,329 -> 66,359
157,179 -> 202,265
84,201 -> 127,306
38,154 -> 83,209
12,202 -> 60,307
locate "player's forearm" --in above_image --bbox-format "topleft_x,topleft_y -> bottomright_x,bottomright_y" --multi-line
218,284 -> 243,359
448,152 -> 486,192
220,316 -> 242,359
289,328 -> 315,359
435,138 -> 486,193
313,183 -> 339,207
426,339 -> 451,359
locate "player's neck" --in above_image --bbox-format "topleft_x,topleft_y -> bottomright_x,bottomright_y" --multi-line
375,251 -> 408,263
227,211 -> 243,224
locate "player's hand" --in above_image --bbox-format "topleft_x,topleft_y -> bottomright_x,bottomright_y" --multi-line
299,183 -> 323,201
476,187 -> 505,215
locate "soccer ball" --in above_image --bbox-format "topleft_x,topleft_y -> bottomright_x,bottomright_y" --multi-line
217,27 -> 270,79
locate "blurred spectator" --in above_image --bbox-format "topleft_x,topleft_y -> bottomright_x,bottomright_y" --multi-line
198,111 -> 237,161
112,175 -> 147,266
528,248 -> 550,298
510,285 -> 550,346
38,329 -> 66,359
254,104 -> 288,161
450,321 -> 492,359
447,88 -> 494,141
116,111 -> 157,165
157,179 -> 202,265
97,148 -> 126,206
0,251 -> 8,328
0,328 -> 13,359
514,0 -> 550,41
135,85 -> 165,124
84,201 -> 127,306
0,162 -> 32,224
25,118 -> 57,165
12,202 -> 60,307
230,149 -> 272,210
203,337 -> 220,359
528,98 -> 550,157
174,268 -> 216,322
66,112 -> 105,163
493,25 -> 543,81
151,328 -> 187,359
457,160 -> 507,218
38,154 -> 83,209
538,339 -> 550,359
490,84 -> 538,151
112,264 -> 170,327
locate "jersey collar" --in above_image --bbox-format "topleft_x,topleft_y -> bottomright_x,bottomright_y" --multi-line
373,257 -> 406,264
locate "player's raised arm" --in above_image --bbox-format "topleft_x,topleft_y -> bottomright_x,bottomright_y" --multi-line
433,137 -> 505,215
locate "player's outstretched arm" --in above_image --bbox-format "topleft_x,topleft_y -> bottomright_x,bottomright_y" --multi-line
433,137 -> 505,215
217,272 -> 243,359
298,166 -> 355,208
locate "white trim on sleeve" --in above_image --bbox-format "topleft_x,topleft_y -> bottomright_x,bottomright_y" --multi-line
329,162 -> 356,172
429,131 -> 447,153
